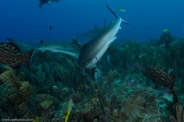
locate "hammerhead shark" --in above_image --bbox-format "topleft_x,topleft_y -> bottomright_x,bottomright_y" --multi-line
77,4 -> 128,68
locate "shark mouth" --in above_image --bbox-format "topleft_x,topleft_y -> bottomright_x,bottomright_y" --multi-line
0,43 -> 33,68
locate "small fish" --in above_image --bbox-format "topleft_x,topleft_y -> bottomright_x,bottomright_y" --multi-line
63,99 -> 73,122
49,26 -> 52,30
117,8 -> 127,12
85,84 -> 89,90
33,116 -> 39,122
138,53 -> 148,58
162,28 -> 170,32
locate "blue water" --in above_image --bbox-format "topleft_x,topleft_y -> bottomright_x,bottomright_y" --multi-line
0,0 -> 184,43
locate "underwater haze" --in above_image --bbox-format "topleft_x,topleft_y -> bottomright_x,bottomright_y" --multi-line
1,0 -> 184,122
0,0 -> 184,43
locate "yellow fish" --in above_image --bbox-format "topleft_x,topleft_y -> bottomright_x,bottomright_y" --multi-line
33,116 -> 39,122
85,84 -> 90,90
117,8 -> 127,12
63,99 -> 73,122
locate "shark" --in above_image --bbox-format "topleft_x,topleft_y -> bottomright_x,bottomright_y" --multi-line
6,38 -> 80,58
82,19 -> 107,38
6,4 -> 127,69
77,4 -> 128,69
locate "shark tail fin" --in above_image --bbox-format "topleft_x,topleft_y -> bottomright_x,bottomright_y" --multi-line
106,3 -> 128,25
106,3 -> 119,18
72,33 -> 83,49
6,38 -> 34,53
121,19 -> 129,25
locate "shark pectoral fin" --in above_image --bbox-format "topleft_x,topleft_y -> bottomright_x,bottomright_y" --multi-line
121,19 -> 128,25
72,33 -> 83,49
94,57 -> 99,63
107,37 -> 117,45
72,39 -> 83,49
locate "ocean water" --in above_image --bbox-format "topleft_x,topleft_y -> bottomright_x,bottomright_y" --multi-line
0,0 -> 184,43
0,0 -> 184,121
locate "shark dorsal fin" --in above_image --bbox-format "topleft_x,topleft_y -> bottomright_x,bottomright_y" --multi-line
72,33 -> 83,49
94,24 -> 98,30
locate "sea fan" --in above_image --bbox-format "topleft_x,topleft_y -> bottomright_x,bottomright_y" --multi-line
0,67 -> 33,116
170,105 -> 184,122
143,66 -> 175,88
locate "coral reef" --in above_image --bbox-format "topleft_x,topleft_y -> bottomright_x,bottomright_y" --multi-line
159,32 -> 175,47
170,105 -> 184,122
1,32 -> 184,121
0,43 -> 33,68
34,94 -> 59,121
0,67 -> 33,117
143,66 -> 175,88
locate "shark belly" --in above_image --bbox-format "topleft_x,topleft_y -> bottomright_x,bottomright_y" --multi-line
78,19 -> 122,69
86,37 -> 116,68
37,45 -> 79,58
